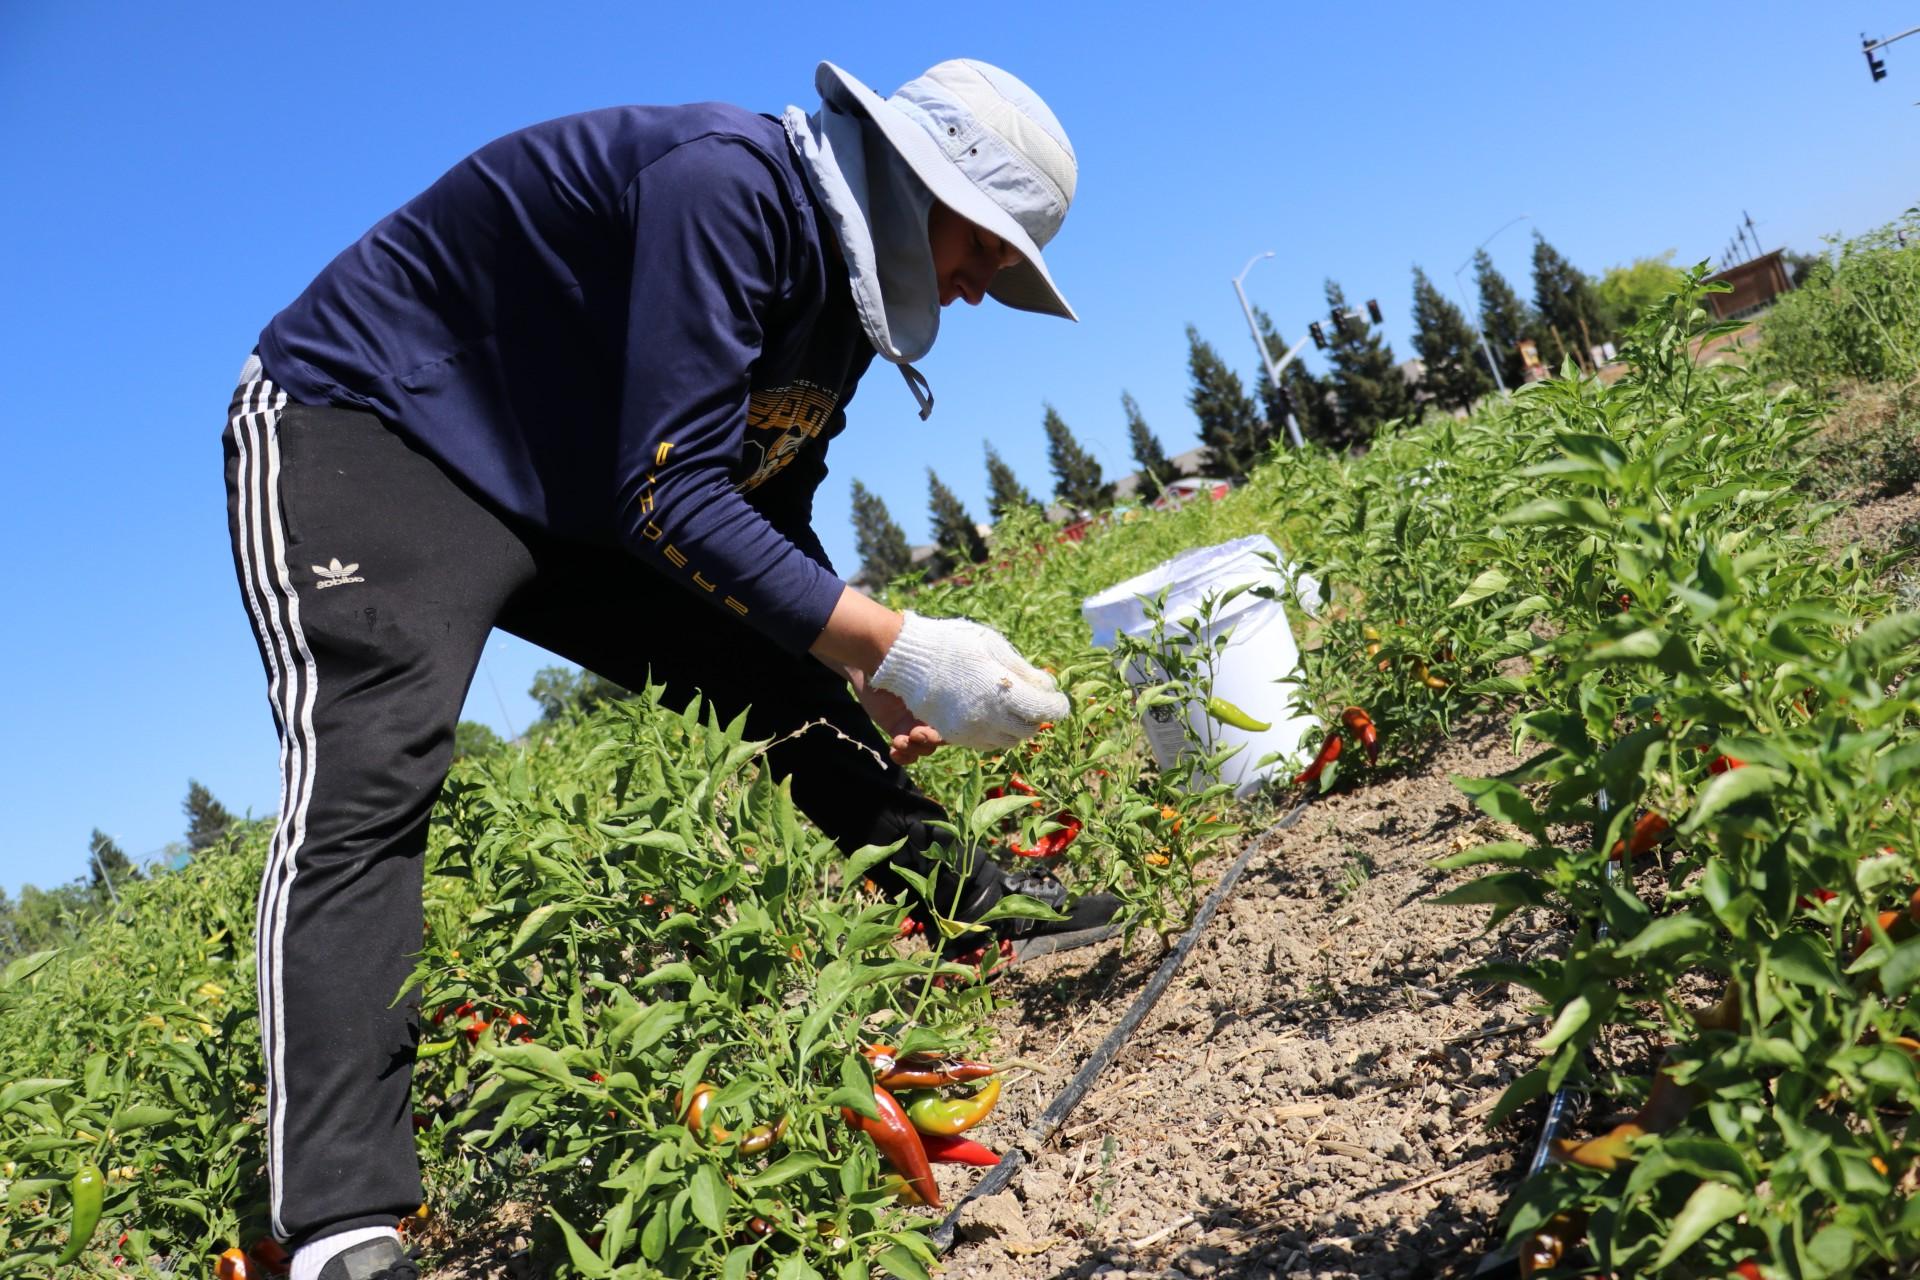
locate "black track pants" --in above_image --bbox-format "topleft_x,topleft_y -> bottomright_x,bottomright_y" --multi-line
222,358 -> 957,1247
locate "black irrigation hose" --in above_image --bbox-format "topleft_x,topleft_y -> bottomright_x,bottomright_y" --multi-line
929,797 -> 1313,1252
1474,789 -> 1614,1277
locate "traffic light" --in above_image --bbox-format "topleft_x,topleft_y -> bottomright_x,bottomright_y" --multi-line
1330,310 -> 1350,339
1866,43 -> 1888,81
1366,298 -> 1383,325
1308,321 -> 1327,350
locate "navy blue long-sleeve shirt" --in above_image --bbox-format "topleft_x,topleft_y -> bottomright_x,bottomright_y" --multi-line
259,105 -> 875,652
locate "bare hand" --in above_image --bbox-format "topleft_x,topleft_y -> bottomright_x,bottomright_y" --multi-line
852,671 -> 944,765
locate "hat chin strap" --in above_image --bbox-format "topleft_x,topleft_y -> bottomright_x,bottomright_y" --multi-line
785,103 -> 941,416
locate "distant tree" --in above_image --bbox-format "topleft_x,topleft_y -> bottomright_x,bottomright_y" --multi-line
982,442 -> 1038,519
926,469 -> 988,577
11,883 -> 88,953
87,829 -> 138,904
1184,325 -> 1265,480
1122,392 -> 1176,495
850,478 -> 915,586
1323,279 -> 1413,447
1531,231 -> 1608,362
1595,251 -> 1688,335
183,779 -> 236,853
453,721 -> 504,760
529,666 -> 630,725
1041,405 -> 1110,513
1473,249 -> 1539,389
1781,248 -> 1826,288
1409,266 -> 1493,413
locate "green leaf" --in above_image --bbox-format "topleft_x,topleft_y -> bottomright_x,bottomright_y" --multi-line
1432,841 -> 1534,871
1679,765 -> 1782,835
1882,937 -> 1920,998
0,949 -> 58,990
0,1079 -> 72,1117
1847,612 -> 1920,673
843,840 -> 907,887
1450,568 -> 1512,608
1588,629 -> 1665,662
876,1245 -> 932,1280
1651,1181 -> 1747,1268
725,1245 -> 757,1280
742,1153 -> 824,1189
1431,872 -> 1550,911
1770,934 -> 1845,995
508,903 -> 574,960
968,892 -> 1068,927
689,1162 -> 729,1235
1537,994 -> 1592,1054
107,1104 -> 174,1134
1497,497 -> 1614,530
1453,776 -> 1546,839
971,794 -> 1043,830
1614,915 -> 1711,959
549,1208 -> 613,1278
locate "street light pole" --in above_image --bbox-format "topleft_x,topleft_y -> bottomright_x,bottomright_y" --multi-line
1231,252 -> 1305,449
1452,213 -> 1531,395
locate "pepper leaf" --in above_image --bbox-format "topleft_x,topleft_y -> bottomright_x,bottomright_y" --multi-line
1651,1181 -> 1747,1268
1450,568 -> 1512,608
1537,995 -> 1592,1055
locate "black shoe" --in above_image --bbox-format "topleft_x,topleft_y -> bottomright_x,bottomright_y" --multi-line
925,858 -> 1124,966
317,1236 -> 419,1280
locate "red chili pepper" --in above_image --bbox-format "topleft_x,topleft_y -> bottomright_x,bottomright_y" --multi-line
1010,813 -> 1082,858
1609,812 -> 1669,860
842,1086 -> 939,1208
1294,732 -> 1342,787
1798,887 -> 1839,909
863,1046 -> 999,1090
904,1076 -> 1002,1136
462,1015 -> 491,1044
920,1133 -> 1001,1165
1733,1262 -> 1763,1280
503,1011 -> 533,1041
1340,707 -> 1378,766
1707,754 -> 1745,775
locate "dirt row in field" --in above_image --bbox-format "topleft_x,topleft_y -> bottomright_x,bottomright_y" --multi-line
941,724 -> 1559,1280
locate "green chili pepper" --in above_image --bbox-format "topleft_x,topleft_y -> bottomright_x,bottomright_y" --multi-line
904,1076 -> 1002,1136
1204,695 -> 1270,733
55,1162 -> 104,1265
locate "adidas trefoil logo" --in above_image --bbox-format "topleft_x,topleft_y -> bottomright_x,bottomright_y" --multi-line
312,557 -> 365,590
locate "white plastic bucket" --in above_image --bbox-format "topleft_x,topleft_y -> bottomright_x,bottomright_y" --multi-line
1081,534 -> 1319,797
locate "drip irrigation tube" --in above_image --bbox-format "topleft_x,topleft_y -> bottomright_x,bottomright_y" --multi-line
929,798 -> 1312,1252
1474,788 -> 1614,1277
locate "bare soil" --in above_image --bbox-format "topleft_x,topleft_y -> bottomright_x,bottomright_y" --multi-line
940,725 -> 1561,1280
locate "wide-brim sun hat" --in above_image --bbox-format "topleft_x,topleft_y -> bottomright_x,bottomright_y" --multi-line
816,59 -> 1078,322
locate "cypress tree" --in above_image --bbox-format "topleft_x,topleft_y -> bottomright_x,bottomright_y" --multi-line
1409,266 -> 1493,413
1122,392 -> 1175,493
1184,325 -> 1264,480
925,469 -> 987,577
1473,248 -> 1538,389
982,442 -> 1037,520
1323,279 -> 1413,448
849,478 -> 915,586
1041,404 -> 1110,513
183,779 -> 236,853
1531,231 -> 1607,364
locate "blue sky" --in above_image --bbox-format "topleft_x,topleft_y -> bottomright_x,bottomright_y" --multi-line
3,2 -> 1916,896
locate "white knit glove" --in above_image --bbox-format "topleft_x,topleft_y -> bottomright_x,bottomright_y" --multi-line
870,612 -> 1069,750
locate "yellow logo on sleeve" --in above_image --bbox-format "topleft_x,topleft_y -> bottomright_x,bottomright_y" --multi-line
738,380 -> 839,493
